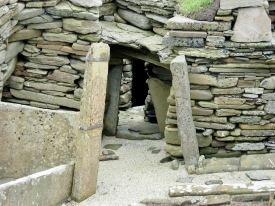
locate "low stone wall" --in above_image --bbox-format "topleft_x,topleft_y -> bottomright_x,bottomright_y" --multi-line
0,102 -> 78,179
0,164 -> 73,206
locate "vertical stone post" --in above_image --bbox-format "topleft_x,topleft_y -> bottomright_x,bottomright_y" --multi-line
170,55 -> 199,167
72,43 -> 110,202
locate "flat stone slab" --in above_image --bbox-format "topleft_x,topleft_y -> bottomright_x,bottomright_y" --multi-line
176,177 -> 194,183
116,126 -> 162,140
166,16 -> 231,31
245,171 -> 271,181
220,0 -> 264,10
231,7 -> 272,43
128,122 -> 160,134
103,144 -> 122,150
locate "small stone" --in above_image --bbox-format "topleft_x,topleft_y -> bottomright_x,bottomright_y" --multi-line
152,149 -> 161,154
176,177 -> 194,183
245,171 -> 271,181
159,156 -> 173,163
187,165 -> 196,174
103,144 -> 122,150
171,159 -> 179,170
205,180 -> 223,185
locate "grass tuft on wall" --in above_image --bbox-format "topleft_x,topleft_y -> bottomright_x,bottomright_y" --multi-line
177,0 -> 214,15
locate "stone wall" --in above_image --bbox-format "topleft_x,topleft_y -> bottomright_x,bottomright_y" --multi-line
1,0 -> 275,158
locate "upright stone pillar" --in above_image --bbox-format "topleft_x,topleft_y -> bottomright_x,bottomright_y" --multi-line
103,65 -> 123,136
170,55 -> 199,167
72,43 -> 110,202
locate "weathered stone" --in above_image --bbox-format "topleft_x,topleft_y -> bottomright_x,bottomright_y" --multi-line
194,121 -> 235,130
19,14 -> 54,25
119,91 -> 132,104
240,154 -> 275,170
103,65 -> 122,136
260,76 -> 275,89
246,171 -> 271,181
42,32 -> 78,43
242,111 -> 266,116
200,147 -> 219,155
27,55 -> 70,66
192,106 -> 213,116
265,101 -> 275,114
216,136 -> 267,142
189,73 -> 237,88
26,0 -> 61,8
45,1 -> 99,20
30,101 -> 60,109
9,29 -> 42,42
117,9 -> 152,30
24,62 -> 58,70
70,59 -> 85,73
0,3 -> 24,26
229,116 -> 261,124
10,89 -> 80,110
199,101 -> 256,110
193,116 -> 227,124
241,130 -> 275,137
231,7 -> 272,43
163,34 -> 204,48
24,81 -> 75,93
99,3 -> 116,17
214,97 -> 245,105
190,90 -> 213,100
204,157 -> 241,173
214,130 -> 229,137
68,0 -> 102,8
171,159 -> 179,170
220,0 -> 264,10
169,31 -> 207,38
164,143 -> 182,157
47,70 -> 80,84
262,93 -> 275,101
176,48 -> 230,59
13,8 -> 45,21
167,16 -> 231,31
72,43 -> 90,52
5,41 -> 24,63
201,195 -> 231,205
136,35 -> 166,53
63,18 -> 101,35
211,87 -> 244,95
27,21 -> 63,30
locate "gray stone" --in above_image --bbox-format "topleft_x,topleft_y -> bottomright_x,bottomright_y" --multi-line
42,32 -> 78,43
9,29 -> 41,42
103,65 -> 123,136
27,21 -> 63,30
201,195 -> 231,205
30,101 -> 60,109
264,101 -> 275,114
171,159 -> 179,170
231,7 -> 272,43
136,35 -> 165,53
205,180 -> 223,185
99,3 -> 116,17
240,154 -> 275,170
24,81 -> 75,93
220,0 -> 264,9
190,90 -> 213,100
176,48 -> 230,59
68,0 -> 102,8
70,59 -> 85,73
0,3 -> 24,26
229,116 -> 261,124
166,16 -> 231,31
63,18 -> 101,34
176,177 -> 194,183
226,142 -> 265,151
192,106 -> 213,116
242,130 -> 275,137
119,91 -> 132,105
245,171 -> 271,181
10,89 -> 80,110
13,8 -> 45,21
5,41 -> 24,63
47,70 -> 80,84
19,14 -> 54,25
117,8 -> 152,30
24,62 -> 58,70
194,121 -> 235,130
163,34 -> 204,48
24,44 -> 40,53
46,1 -> 99,20
262,93 -> 275,101
169,31 -> 207,38
0,6 -> 9,19
260,76 -> 275,89
27,55 -> 70,66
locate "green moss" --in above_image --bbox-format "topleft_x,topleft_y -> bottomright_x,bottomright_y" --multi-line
177,0 -> 214,15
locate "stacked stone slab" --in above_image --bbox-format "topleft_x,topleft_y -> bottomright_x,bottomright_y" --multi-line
119,59 -> 133,109
163,0 -> 275,157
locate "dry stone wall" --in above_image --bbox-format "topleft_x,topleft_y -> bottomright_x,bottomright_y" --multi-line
164,0 -> 275,157
1,0 -> 275,158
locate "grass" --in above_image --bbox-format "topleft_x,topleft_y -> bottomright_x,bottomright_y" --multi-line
177,0 -> 214,15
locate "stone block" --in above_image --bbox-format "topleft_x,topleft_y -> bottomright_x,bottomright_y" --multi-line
63,18 -> 101,34
9,29 -> 42,42
220,0 -> 264,10
231,7 -> 272,43
163,34 -> 204,48
27,21 -> 63,30
0,164 -> 74,206
13,8 -> 45,21
239,154 -> 275,170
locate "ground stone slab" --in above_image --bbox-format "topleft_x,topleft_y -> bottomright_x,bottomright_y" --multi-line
226,142 -> 265,151
240,154 -> 275,170
68,0 -> 102,8
63,18 -> 101,35
231,7 -> 272,43
27,55 -> 70,66
245,171 -> 271,181
13,8 -> 45,21
47,70 -> 80,84
42,32 -> 78,43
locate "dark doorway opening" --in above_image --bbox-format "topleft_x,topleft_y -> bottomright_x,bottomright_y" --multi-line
131,60 -> 148,107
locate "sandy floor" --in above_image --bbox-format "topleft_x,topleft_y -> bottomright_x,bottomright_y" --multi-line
66,136 -> 275,206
